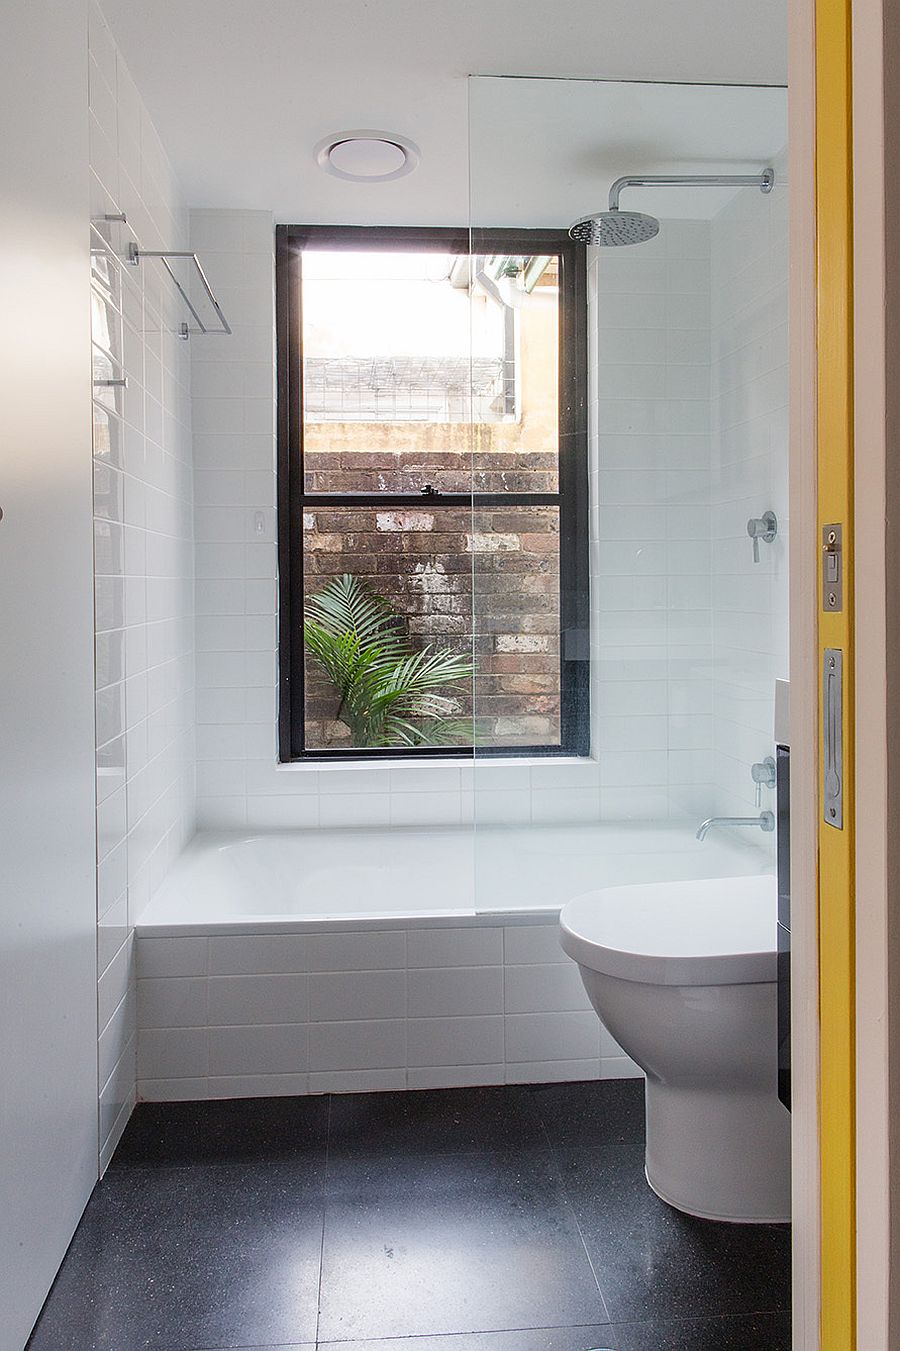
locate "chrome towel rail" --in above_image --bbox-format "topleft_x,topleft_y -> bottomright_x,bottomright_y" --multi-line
126,242 -> 232,339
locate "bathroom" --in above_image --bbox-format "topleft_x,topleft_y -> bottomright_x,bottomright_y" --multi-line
6,0 -> 882,1347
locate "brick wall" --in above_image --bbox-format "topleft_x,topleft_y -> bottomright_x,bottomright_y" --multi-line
301,446 -> 560,748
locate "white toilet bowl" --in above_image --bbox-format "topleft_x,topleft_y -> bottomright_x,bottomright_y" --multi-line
560,874 -> 791,1224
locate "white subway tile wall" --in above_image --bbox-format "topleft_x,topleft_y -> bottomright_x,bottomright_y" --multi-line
189,208 -> 605,831
588,221 -> 714,820
588,189 -> 788,828
90,2 -> 195,1169
710,152 -> 790,818
135,925 -> 639,1098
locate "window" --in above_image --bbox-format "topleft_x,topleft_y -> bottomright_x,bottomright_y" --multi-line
276,225 -> 588,760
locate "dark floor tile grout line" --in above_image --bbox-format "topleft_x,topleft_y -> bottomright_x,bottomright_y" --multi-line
183,1309 -> 791,1351
314,1319 -> 620,1345
528,1086 -> 613,1325
313,1093 -> 334,1346
599,1308 -> 791,1327
307,1306 -> 791,1347
558,1188 -> 612,1324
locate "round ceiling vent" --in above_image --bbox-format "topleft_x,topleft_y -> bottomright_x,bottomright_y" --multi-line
315,131 -> 420,183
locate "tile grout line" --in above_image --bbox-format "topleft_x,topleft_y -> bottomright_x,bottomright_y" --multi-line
313,1091 -> 333,1346
533,1090 -> 613,1327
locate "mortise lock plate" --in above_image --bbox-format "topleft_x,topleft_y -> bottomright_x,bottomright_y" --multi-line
822,522 -> 843,611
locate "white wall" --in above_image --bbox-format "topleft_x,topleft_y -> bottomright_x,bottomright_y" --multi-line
89,1 -> 196,1169
188,201 -> 786,841
588,221 -> 715,822
0,3 -> 99,1345
709,154 -> 790,818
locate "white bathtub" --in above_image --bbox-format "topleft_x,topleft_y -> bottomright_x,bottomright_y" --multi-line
134,822 -> 772,1101
137,821 -> 769,933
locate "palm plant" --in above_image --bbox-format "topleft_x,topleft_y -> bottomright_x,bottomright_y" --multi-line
303,573 -> 476,748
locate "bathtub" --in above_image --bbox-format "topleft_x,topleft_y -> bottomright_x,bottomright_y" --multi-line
134,822 -> 771,1101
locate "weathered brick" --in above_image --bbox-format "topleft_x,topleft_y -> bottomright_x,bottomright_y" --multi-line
376,511 -> 436,532
519,533 -> 560,554
488,512 -> 559,534
495,634 -> 551,653
495,716 -> 554,737
466,532 -> 520,553
306,533 -> 343,552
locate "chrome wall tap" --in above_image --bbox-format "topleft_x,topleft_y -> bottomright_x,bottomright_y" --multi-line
696,812 -> 775,842
751,755 -> 777,807
747,510 -> 777,563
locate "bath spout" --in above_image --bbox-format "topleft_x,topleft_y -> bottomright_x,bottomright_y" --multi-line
696,811 -> 775,842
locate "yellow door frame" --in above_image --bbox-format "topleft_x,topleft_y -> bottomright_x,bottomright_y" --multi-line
814,0 -> 856,1345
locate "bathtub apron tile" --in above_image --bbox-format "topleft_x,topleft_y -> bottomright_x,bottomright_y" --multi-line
306,929 -> 407,973
407,1015 -> 505,1069
208,1023 -> 309,1077
407,926 -> 502,969
407,965 -> 503,1018
208,972 -> 309,1026
309,969 -> 407,1022
504,1011 -> 602,1065
504,962 -> 593,1014
309,1019 -> 407,1073
502,924 -> 568,965
138,1027 -> 209,1081
208,933 -> 309,975
137,976 -> 208,1030
137,935 -> 209,978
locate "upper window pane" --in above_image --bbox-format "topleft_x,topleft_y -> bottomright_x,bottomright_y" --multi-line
300,248 -> 559,494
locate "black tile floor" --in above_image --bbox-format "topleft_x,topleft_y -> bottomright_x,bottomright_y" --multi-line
27,1080 -> 790,1351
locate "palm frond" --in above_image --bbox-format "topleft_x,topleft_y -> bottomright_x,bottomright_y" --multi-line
305,573 -> 407,656
303,574 -> 476,749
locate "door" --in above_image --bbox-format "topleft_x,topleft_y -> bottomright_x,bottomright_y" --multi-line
814,0 -> 856,1332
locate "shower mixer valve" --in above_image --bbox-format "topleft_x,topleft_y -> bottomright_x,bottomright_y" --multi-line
751,755 -> 777,807
747,510 -> 777,563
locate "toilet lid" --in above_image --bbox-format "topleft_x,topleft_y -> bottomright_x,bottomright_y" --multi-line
559,874 -> 777,986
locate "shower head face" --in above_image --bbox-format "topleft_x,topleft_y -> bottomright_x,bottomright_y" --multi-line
568,209 -> 660,247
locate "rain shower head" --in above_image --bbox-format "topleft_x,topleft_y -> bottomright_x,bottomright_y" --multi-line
569,210 -> 660,247
569,167 -> 775,247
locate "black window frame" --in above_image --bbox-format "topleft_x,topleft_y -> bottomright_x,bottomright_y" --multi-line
276,222 -> 589,762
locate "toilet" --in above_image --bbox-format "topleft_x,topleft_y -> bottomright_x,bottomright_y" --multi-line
560,874 -> 791,1224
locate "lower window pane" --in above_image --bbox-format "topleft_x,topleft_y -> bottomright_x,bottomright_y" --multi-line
301,505 -> 561,751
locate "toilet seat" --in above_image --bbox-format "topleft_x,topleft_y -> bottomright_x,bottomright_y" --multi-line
559,874 -> 776,987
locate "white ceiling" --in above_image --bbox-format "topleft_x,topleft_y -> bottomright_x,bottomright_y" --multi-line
99,0 -> 788,225
470,78 -> 788,226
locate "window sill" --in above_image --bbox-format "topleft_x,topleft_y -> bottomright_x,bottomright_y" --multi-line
276,754 -> 599,774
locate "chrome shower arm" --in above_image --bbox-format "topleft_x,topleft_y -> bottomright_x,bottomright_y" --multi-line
608,168 -> 775,212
